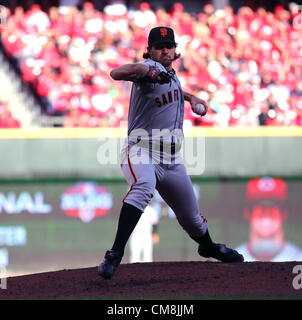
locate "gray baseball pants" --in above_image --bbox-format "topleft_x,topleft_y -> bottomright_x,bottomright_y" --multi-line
121,146 -> 207,238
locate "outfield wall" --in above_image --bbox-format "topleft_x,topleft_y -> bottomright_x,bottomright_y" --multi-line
0,127 -> 302,179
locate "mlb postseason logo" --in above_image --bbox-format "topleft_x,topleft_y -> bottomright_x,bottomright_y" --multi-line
0,266 -> 7,290
0,5 -> 8,29
293,5 -> 302,30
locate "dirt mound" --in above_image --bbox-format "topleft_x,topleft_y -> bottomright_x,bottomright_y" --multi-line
0,261 -> 301,299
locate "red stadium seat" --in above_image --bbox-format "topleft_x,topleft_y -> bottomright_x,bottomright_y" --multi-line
1,2 -> 302,127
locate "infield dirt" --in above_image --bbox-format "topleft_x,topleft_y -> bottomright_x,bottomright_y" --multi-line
0,261 -> 301,299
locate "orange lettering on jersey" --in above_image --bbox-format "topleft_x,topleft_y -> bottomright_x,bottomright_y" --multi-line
155,90 -> 179,107
155,97 -> 162,107
174,89 -> 179,101
168,91 -> 173,103
162,93 -> 168,105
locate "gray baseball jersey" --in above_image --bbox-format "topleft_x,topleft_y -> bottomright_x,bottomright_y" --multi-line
128,59 -> 184,135
121,58 -> 207,238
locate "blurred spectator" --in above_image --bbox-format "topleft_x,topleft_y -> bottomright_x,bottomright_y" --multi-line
129,204 -> 159,263
258,103 -> 270,126
0,101 -> 21,128
236,176 -> 302,261
1,2 -> 302,127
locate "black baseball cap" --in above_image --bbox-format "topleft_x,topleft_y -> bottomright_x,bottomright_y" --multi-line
148,26 -> 177,47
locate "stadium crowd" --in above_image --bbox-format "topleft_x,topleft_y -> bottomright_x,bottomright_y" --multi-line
1,1 -> 302,127
0,100 -> 21,128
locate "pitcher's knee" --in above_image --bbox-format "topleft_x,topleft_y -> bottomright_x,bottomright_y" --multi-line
179,214 -> 208,238
123,179 -> 156,212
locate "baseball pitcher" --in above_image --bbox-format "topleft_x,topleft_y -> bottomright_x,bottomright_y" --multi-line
99,26 -> 244,280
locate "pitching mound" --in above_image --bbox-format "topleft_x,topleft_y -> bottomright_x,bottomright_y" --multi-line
0,261 -> 301,299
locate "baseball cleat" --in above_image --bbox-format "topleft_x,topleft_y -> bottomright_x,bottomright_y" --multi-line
98,249 -> 123,280
198,243 -> 244,263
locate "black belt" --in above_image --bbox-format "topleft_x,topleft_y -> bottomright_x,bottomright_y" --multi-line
160,141 -> 176,154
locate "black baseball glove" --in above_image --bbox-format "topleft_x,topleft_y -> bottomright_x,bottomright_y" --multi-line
139,67 -> 172,84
